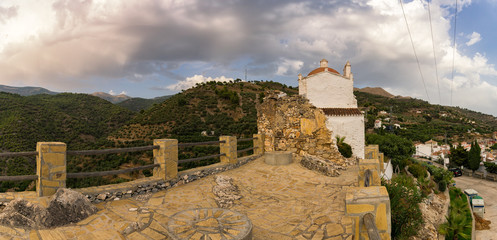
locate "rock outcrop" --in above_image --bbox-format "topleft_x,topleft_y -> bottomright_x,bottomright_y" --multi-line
0,199 -> 46,228
0,188 -> 97,229
44,188 -> 98,227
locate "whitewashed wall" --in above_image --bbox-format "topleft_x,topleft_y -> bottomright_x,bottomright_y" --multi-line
304,72 -> 356,108
326,115 -> 365,158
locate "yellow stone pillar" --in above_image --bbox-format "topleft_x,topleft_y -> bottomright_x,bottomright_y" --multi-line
345,186 -> 391,240
153,139 -> 178,180
36,142 -> 66,197
220,136 -> 237,164
253,134 -> 264,155
358,158 -> 382,187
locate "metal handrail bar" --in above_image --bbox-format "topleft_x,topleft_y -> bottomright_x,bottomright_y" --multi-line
237,147 -> 254,154
237,138 -> 255,142
177,140 -> 225,147
67,164 -> 160,178
0,151 -> 37,158
0,175 -> 38,181
67,145 -> 159,156
363,213 -> 381,240
178,153 -> 226,164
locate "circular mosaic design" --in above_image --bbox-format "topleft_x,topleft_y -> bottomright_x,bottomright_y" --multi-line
166,208 -> 252,240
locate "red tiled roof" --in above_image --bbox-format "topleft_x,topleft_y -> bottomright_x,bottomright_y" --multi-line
320,108 -> 363,116
308,67 -> 340,76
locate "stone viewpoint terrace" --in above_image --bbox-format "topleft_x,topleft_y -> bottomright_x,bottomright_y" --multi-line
0,133 -> 390,239
0,154 -> 360,240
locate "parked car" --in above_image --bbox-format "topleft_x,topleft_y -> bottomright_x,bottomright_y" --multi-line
449,168 -> 463,177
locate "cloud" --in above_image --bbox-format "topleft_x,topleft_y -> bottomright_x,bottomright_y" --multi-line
0,6 -> 18,23
166,75 -> 234,91
466,32 -> 481,46
0,0 -> 496,115
276,58 -> 304,76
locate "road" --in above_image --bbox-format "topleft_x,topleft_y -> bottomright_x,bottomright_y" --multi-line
454,176 -> 497,240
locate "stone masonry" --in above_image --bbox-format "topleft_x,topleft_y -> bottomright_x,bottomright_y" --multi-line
257,91 -> 344,163
36,142 -> 67,197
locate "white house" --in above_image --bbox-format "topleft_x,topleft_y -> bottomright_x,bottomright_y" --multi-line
298,59 -> 365,158
374,120 -> 382,129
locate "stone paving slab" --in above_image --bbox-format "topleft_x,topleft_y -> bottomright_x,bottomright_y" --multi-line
0,157 -> 358,240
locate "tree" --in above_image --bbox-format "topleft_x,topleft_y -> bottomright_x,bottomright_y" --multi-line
449,144 -> 468,168
366,133 -> 414,169
468,140 -> 481,172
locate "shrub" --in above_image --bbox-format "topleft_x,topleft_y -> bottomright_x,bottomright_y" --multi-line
336,136 -> 352,158
408,163 -> 427,179
438,180 -> 447,192
337,142 -> 352,158
484,162 -> 497,174
383,174 -> 424,239
439,188 -> 472,239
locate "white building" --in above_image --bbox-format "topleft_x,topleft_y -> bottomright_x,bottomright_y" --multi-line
374,120 -> 382,129
298,59 -> 365,158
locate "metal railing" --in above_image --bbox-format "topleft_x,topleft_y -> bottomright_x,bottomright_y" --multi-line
363,213 -> 381,240
0,136 -> 259,182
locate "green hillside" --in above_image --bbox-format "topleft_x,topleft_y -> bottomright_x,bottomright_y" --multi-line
111,80 -> 297,142
0,92 -> 135,191
355,91 -> 497,142
117,95 -> 172,112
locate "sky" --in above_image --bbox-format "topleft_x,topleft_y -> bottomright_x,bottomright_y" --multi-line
0,0 -> 497,116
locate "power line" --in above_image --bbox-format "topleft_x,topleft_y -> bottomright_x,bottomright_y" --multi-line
450,0 -> 458,106
427,0 -> 441,105
399,0 -> 431,102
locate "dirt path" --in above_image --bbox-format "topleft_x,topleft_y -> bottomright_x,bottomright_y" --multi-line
454,176 -> 497,240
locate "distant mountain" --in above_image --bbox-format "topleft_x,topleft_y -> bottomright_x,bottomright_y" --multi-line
0,84 -> 57,96
91,92 -> 132,103
354,87 -> 395,98
118,95 -> 172,112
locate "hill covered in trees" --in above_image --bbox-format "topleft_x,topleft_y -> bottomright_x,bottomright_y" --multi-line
0,92 -> 135,191
110,80 -> 297,142
117,95 -> 172,112
356,90 -> 497,142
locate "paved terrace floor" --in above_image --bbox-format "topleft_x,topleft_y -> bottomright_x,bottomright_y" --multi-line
0,157 -> 359,240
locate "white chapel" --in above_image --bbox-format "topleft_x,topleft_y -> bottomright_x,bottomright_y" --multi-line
298,59 -> 365,158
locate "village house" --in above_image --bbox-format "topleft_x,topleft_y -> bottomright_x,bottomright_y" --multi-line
298,59 -> 365,158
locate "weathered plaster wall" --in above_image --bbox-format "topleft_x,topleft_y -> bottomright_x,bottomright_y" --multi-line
326,115 -> 365,158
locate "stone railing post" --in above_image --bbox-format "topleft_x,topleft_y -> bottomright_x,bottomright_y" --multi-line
253,133 -> 264,155
220,136 -> 237,164
36,142 -> 67,197
358,159 -> 381,187
154,139 -> 178,180
345,186 -> 391,240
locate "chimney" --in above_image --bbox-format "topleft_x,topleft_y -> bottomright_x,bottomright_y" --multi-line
298,73 -> 302,81
343,61 -> 351,79
320,59 -> 328,68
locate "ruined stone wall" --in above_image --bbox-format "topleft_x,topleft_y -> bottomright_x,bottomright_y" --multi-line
257,92 -> 344,163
